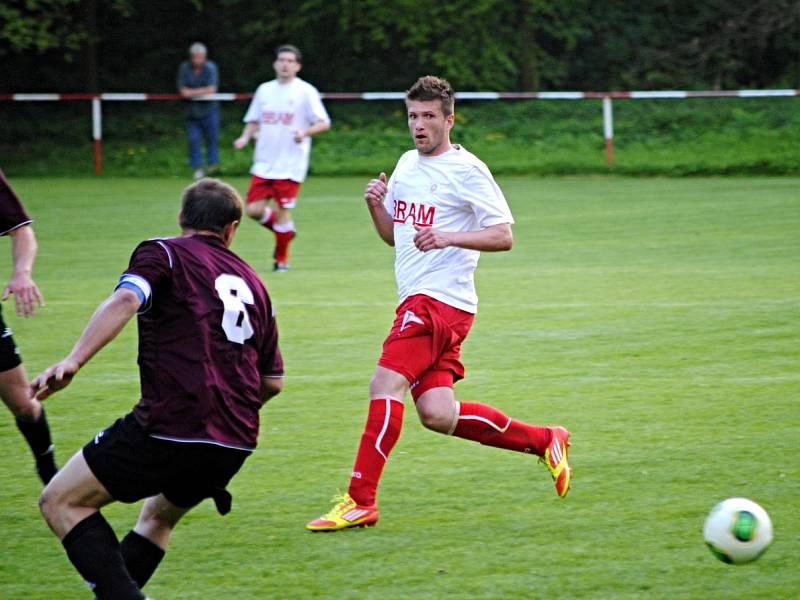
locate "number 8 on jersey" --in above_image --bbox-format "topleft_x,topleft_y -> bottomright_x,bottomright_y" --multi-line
215,274 -> 254,344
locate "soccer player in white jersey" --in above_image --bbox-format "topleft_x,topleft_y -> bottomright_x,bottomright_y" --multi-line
307,76 -> 572,532
233,44 -> 330,272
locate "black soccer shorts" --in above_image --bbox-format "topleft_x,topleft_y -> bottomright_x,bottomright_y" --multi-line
0,308 -> 23,372
82,412 -> 251,515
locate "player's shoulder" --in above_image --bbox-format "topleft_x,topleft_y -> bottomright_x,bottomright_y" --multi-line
395,149 -> 418,169
449,144 -> 488,168
256,80 -> 278,94
447,145 -> 496,180
295,77 -> 322,96
134,236 -> 179,259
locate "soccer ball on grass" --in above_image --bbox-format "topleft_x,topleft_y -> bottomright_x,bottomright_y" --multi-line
703,497 -> 772,564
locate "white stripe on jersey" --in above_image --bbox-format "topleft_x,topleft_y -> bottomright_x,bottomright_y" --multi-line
155,240 -> 174,268
117,273 -> 152,303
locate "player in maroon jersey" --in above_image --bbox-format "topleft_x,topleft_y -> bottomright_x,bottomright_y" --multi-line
0,169 -> 54,484
31,179 -> 284,600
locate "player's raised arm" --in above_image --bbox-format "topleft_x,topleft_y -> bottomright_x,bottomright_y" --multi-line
364,172 -> 394,246
3,224 -> 44,316
30,287 -> 141,400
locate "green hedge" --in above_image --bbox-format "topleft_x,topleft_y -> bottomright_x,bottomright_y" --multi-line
1,98 -> 797,176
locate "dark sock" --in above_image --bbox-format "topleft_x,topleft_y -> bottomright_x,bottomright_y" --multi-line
16,408 -> 58,484
61,512 -> 145,600
120,530 -> 166,588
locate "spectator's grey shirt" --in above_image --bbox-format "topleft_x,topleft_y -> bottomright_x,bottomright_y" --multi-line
177,60 -> 219,119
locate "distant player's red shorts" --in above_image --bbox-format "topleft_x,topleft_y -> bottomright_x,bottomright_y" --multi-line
378,294 -> 475,401
245,176 -> 300,208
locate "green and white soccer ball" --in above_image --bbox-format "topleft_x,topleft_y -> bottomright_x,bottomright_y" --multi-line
703,497 -> 772,564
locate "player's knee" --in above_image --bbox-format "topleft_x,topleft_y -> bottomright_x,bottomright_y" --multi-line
245,203 -> 262,219
139,511 -> 179,533
38,486 -> 59,523
416,403 -> 451,433
8,399 -> 39,421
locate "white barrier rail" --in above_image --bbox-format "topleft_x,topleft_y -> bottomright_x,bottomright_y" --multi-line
2,89 -> 797,174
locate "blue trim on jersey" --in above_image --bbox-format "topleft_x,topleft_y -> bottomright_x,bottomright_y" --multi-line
116,281 -> 146,305
115,274 -> 153,313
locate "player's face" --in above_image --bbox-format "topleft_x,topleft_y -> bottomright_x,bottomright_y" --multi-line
274,52 -> 301,81
406,100 -> 454,157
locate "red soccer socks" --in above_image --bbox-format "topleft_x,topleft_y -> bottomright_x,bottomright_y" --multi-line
348,397 -> 404,506
259,207 -> 276,230
272,221 -> 296,265
451,401 -> 551,456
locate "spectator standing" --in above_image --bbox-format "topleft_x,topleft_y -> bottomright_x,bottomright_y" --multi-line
177,42 -> 220,180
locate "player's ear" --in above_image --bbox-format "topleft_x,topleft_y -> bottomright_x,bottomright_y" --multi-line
222,221 -> 238,247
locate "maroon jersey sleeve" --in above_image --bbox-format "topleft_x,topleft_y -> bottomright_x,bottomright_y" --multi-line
122,240 -> 174,311
0,170 -> 32,236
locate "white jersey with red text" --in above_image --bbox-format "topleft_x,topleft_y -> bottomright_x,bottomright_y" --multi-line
242,78 -> 330,182
383,145 -> 514,313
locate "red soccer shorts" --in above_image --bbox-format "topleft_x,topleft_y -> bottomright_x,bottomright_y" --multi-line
378,294 -> 475,401
245,176 -> 300,208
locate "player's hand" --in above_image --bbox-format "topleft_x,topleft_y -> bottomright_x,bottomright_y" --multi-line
293,130 -> 305,143
2,272 -> 44,317
233,136 -> 249,150
364,172 -> 387,208
30,358 -> 80,401
413,225 -> 452,252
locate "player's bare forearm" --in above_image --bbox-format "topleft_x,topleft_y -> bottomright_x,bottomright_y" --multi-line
234,122 -> 259,149
9,225 -> 37,275
368,203 -> 395,246
305,120 -> 331,138
294,120 -> 330,143
30,288 -> 140,400
364,172 -> 394,246
4,225 -> 44,316
66,288 -> 140,368
179,85 -> 217,98
413,222 -> 513,253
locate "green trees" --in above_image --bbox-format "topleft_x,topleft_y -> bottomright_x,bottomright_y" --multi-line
1,0 -> 798,92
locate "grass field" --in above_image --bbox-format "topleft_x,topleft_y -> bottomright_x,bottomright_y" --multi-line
0,175 -> 798,599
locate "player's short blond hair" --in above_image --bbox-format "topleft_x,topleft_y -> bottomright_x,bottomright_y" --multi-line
406,76 -> 455,116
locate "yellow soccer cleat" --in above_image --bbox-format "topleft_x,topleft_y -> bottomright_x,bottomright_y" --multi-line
306,493 -> 379,532
540,426 -> 572,498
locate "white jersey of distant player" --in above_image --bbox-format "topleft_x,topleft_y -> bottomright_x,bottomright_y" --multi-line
384,145 -> 514,314
243,77 -> 329,182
